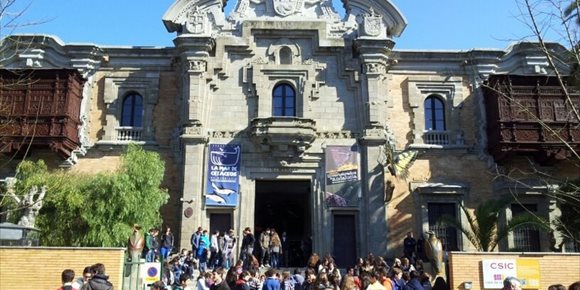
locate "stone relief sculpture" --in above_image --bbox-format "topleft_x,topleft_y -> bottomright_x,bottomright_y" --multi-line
362,7 -> 383,37
273,0 -> 299,16
185,6 -> 208,34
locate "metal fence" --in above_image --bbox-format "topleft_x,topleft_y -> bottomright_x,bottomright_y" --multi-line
122,257 -> 166,290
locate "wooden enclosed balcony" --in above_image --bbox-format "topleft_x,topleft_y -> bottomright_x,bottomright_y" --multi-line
484,75 -> 580,164
0,69 -> 85,159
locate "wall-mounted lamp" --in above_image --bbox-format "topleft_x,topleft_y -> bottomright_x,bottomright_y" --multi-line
463,281 -> 472,290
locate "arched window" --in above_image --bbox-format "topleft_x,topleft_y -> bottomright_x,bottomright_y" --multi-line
279,47 -> 293,64
121,93 -> 143,127
424,95 -> 445,131
273,83 -> 296,116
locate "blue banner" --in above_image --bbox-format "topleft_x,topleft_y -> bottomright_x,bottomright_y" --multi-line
206,144 -> 241,207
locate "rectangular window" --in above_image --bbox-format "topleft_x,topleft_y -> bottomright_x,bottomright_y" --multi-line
511,204 -> 540,251
428,202 -> 459,251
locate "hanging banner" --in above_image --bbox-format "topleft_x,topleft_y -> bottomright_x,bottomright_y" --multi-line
206,144 -> 241,207
325,145 -> 361,207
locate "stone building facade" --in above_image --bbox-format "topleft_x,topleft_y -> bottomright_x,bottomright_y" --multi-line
1,0 -> 578,265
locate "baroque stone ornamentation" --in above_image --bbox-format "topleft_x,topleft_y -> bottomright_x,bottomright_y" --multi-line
183,124 -> 204,136
189,60 -> 207,72
364,62 -> 387,75
362,7 -> 383,37
273,0 -> 301,16
210,131 -> 238,138
316,131 -> 358,139
252,56 -> 270,64
185,6 -> 207,34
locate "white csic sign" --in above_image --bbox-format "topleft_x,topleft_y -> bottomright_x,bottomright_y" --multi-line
482,259 -> 517,289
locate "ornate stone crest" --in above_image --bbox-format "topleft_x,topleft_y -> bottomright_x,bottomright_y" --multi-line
185,6 -> 206,34
273,0 -> 300,16
363,7 -> 382,37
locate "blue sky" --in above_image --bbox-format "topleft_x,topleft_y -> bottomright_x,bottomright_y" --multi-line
2,0 -> 563,50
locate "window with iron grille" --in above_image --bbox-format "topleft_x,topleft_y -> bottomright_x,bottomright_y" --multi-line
511,204 -> 541,251
428,202 -> 459,251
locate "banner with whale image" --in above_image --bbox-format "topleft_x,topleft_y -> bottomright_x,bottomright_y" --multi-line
325,145 -> 361,207
205,143 -> 241,207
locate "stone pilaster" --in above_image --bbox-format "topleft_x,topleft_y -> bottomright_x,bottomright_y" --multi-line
174,36 -> 215,248
359,129 -> 388,257
353,38 -> 394,130
179,136 -> 208,249
174,36 -> 215,126
354,38 -> 393,257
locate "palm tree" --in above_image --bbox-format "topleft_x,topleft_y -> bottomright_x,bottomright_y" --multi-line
438,196 -> 548,252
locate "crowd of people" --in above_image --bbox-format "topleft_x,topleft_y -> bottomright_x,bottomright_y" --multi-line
147,253 -> 580,290
57,226 -> 580,290
147,227 -> 580,290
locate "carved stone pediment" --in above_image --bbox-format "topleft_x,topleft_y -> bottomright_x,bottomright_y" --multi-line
162,0 -> 226,36
250,117 -> 317,154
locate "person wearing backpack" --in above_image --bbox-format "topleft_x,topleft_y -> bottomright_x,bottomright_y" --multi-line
57,269 -> 78,290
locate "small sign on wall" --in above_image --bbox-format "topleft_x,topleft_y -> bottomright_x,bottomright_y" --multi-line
516,259 -> 540,289
482,259 -> 517,289
482,259 -> 540,289
140,262 -> 161,285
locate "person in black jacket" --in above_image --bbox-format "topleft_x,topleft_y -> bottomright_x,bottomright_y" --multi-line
211,268 -> 231,290
81,263 -> 114,290
240,227 -> 255,269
